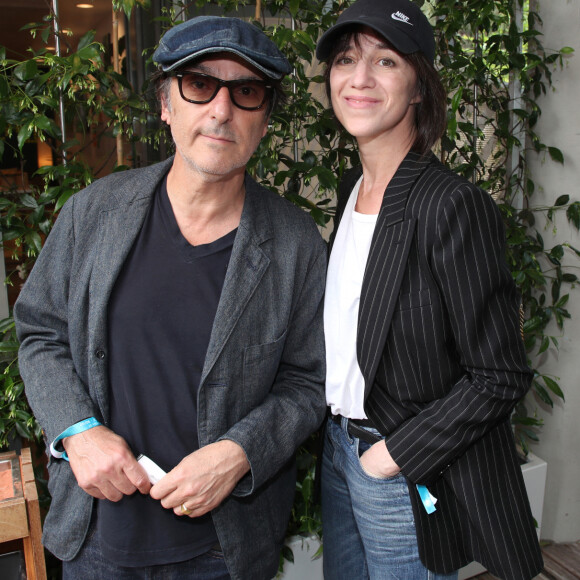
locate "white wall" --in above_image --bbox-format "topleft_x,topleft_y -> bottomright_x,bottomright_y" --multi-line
527,0 -> 580,543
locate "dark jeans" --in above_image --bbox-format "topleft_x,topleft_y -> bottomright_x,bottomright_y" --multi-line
62,512 -> 230,580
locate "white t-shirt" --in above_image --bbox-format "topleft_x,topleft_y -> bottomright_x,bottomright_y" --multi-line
324,176 -> 378,419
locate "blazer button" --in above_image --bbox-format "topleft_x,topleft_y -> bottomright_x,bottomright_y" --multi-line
95,349 -> 106,360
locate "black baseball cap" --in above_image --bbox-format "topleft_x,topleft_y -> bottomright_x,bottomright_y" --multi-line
316,0 -> 435,64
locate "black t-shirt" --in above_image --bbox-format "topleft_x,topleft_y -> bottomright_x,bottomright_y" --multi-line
100,176 -> 235,566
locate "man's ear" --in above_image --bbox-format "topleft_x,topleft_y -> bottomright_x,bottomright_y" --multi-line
160,93 -> 171,125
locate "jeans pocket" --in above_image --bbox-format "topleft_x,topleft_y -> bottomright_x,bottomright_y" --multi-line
356,439 -> 403,482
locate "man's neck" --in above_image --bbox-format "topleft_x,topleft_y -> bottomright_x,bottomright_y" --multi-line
165,161 -> 246,246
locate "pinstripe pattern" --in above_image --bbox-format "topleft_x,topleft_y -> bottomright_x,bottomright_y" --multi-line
329,151 -> 543,579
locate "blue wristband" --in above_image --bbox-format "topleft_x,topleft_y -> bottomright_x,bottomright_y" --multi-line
49,417 -> 102,461
416,484 -> 437,514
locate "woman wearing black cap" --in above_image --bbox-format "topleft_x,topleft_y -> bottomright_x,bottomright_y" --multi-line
317,0 -> 543,579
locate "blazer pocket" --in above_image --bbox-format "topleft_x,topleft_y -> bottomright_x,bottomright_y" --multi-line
243,330 -> 287,401
243,330 -> 287,365
395,289 -> 432,311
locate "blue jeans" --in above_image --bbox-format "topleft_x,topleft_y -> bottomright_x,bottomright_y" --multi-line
321,417 -> 458,580
62,511 -> 230,580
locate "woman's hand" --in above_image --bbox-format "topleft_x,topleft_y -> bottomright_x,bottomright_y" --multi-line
360,440 -> 401,479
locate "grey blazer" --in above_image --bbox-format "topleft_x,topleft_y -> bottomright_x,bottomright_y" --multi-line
330,151 -> 543,580
14,158 -> 327,580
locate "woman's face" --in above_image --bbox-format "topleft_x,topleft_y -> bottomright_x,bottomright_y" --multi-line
329,29 -> 420,148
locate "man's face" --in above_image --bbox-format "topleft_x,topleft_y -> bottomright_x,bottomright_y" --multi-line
161,54 -> 270,182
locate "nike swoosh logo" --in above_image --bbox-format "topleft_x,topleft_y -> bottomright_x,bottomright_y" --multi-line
391,12 -> 413,25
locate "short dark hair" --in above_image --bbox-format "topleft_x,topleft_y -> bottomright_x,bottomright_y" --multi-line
151,63 -> 287,119
322,29 -> 447,156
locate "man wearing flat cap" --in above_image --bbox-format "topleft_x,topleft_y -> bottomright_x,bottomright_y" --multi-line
14,16 -> 326,580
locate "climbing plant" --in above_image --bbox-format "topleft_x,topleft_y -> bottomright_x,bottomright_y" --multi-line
423,0 -> 576,453
0,15 -> 151,448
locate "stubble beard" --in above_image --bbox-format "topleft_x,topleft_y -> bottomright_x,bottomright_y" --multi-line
177,124 -> 253,181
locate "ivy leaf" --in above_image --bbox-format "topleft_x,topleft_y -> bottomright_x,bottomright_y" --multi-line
20,194 -> 38,209
543,376 -> 565,401
289,0 -> 301,17
77,30 -> 97,51
566,203 -> 580,229
451,87 -> 463,112
554,195 -> 569,206
543,377 -> 566,401
41,26 -> 51,44
17,123 -> 34,150
0,340 -> 19,353
55,189 -> 75,211
14,59 -> 38,81
24,231 -> 43,256
537,336 -> 550,354
548,147 -> 564,163
533,382 -> 553,407
521,428 -> 539,442
523,316 -> 544,333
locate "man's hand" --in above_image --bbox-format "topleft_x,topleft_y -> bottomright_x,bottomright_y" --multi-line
359,440 -> 401,479
150,440 -> 250,518
63,425 -> 151,501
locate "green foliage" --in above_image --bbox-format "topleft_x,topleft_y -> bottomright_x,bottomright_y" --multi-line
422,0 -> 575,454
0,14 -> 153,452
247,2 -> 358,226
278,433 -> 322,571
0,317 -> 41,448
0,23 -> 152,275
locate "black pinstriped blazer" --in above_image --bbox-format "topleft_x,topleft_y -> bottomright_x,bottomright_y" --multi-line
330,151 -> 543,579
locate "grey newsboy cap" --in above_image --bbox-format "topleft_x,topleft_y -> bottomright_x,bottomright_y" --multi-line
153,16 -> 292,80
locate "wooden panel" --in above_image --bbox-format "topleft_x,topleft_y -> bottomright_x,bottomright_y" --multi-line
473,541 -> 580,580
0,449 -> 47,579
0,497 -> 28,542
542,541 -> 580,579
20,448 -> 46,580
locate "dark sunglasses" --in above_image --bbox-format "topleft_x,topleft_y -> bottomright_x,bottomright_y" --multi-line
169,71 -> 273,111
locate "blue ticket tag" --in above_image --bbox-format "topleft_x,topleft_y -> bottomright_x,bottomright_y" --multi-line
416,484 -> 437,514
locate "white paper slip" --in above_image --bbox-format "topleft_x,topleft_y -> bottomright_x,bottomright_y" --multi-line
137,454 -> 167,484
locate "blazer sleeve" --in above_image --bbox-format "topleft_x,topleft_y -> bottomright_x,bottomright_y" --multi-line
14,197 -> 100,445
385,181 -> 532,485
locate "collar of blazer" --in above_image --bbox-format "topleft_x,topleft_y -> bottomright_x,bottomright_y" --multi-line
329,150 -> 436,253
328,150 -> 435,397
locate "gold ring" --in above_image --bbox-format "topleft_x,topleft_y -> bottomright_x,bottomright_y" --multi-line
180,502 -> 192,516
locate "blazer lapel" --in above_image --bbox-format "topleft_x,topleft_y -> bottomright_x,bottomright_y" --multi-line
357,152 -> 434,398
201,176 -> 272,384
88,161 -> 172,419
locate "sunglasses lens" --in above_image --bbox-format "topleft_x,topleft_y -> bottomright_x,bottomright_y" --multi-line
181,73 -> 218,103
230,81 -> 268,109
